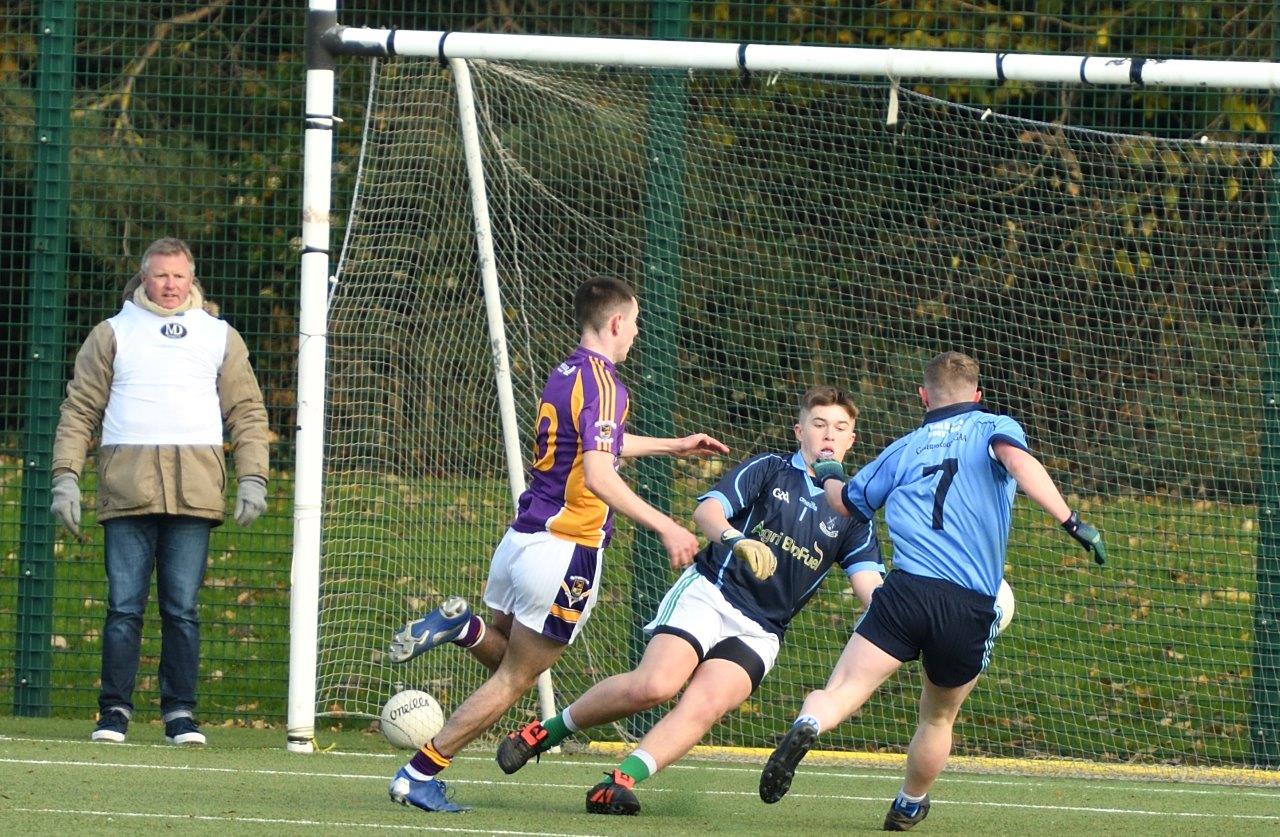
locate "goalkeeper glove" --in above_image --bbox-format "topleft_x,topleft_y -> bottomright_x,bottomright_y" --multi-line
812,457 -> 847,486
1062,510 -> 1106,565
721,528 -> 777,580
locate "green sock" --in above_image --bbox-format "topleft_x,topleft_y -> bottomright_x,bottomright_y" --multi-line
541,712 -> 572,746
617,754 -> 652,784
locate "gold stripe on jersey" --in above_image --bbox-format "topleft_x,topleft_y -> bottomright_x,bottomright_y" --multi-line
546,370 -> 607,548
589,356 -> 616,451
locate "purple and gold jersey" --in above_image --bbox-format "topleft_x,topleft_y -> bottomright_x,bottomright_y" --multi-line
512,346 -> 630,548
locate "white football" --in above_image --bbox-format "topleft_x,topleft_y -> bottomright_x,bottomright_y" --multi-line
996,579 -> 1015,634
380,689 -> 444,750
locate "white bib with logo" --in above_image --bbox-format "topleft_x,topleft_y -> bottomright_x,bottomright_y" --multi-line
101,301 -> 228,445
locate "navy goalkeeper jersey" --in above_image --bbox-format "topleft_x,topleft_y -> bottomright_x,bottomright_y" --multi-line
696,451 -> 884,637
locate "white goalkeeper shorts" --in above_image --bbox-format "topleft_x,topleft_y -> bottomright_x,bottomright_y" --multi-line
643,567 -> 780,683
483,528 -> 603,645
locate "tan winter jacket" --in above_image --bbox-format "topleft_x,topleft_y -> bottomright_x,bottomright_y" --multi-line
51,283 -> 270,524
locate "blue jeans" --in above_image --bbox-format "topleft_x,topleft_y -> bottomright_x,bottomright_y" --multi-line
100,515 -> 213,716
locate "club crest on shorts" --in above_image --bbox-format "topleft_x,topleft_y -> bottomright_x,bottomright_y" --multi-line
561,575 -> 592,605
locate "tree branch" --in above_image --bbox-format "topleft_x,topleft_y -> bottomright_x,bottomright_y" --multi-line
80,0 -> 232,139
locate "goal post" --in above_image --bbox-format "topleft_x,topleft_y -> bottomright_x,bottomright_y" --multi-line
293,0 -> 1280,772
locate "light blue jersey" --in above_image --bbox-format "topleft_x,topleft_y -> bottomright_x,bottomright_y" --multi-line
842,403 -> 1028,595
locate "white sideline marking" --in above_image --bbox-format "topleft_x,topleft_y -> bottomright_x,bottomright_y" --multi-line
1,756 -> 1277,821
11,808 -> 599,836
5,734 -> 1277,798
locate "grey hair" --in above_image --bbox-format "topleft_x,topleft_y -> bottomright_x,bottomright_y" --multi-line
140,237 -> 196,277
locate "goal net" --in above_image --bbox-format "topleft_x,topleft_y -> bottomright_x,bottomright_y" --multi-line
320,56 -> 1274,770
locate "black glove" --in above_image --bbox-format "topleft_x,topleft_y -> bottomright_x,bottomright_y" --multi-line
1062,510 -> 1106,565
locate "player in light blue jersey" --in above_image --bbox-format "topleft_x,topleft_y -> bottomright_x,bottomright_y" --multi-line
759,351 -> 1104,831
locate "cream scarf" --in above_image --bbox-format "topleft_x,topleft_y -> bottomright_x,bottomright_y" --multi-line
132,283 -> 205,317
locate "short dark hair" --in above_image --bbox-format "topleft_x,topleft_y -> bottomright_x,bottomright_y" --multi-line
798,385 -> 859,423
573,278 -> 636,331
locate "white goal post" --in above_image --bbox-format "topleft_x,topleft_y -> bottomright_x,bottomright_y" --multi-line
288,0 -> 1280,754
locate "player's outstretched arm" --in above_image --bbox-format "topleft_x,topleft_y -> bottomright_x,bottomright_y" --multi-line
621,433 -> 729,459
993,441 -> 1106,565
583,450 -> 699,569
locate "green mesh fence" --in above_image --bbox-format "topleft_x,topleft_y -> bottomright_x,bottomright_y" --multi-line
0,1 -> 1277,772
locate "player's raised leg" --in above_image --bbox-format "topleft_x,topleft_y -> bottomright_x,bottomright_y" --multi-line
760,633 -> 901,803
497,633 -> 699,774
388,596 -> 487,663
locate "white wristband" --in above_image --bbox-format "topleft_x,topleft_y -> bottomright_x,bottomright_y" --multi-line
720,527 -> 744,544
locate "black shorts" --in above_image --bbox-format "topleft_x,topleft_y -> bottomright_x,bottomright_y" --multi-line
855,569 -> 1001,687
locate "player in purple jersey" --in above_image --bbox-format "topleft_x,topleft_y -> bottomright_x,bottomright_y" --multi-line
760,352 -> 1104,831
385,278 -> 728,814
494,386 -> 884,817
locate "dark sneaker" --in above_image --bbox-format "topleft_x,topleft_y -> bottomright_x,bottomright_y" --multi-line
388,767 -> 470,813
884,795 -> 930,831
496,720 -> 552,774
389,596 -> 471,664
585,770 -> 640,816
759,720 -> 819,803
165,716 -> 207,745
91,709 -> 130,743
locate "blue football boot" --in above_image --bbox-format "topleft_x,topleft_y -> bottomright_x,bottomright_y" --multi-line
388,596 -> 471,664
388,767 -> 470,813
884,795 -> 931,831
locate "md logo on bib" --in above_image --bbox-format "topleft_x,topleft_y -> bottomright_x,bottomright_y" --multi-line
159,322 -> 188,339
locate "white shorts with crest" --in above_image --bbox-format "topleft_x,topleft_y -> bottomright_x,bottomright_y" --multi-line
483,528 -> 603,645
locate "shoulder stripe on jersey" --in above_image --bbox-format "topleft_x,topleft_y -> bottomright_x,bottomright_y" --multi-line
588,357 -> 616,450
988,432 -> 1028,454
699,490 -> 734,518
588,358 -> 606,421
840,526 -> 875,563
730,454 -> 782,509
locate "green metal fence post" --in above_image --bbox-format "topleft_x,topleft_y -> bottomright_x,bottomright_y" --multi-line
1251,33 -> 1280,764
628,0 -> 690,736
14,0 -> 76,716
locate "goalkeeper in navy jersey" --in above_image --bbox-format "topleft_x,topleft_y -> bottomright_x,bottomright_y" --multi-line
759,352 -> 1105,832
494,386 -> 884,816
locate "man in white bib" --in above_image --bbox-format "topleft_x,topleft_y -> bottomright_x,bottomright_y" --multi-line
50,237 -> 270,746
